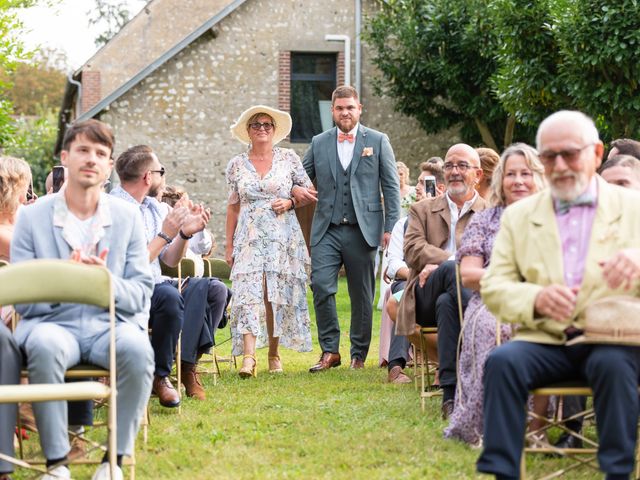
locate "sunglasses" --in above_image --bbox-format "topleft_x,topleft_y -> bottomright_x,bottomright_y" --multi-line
150,167 -> 165,177
249,122 -> 275,131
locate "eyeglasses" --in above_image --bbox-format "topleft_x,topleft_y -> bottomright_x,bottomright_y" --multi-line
539,144 -> 594,166
150,167 -> 165,177
443,162 -> 473,172
249,122 -> 275,131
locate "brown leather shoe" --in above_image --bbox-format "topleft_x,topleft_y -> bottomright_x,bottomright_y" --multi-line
350,357 -> 365,369
388,366 -> 412,384
309,352 -> 341,373
152,375 -> 180,408
441,399 -> 454,420
181,363 -> 206,401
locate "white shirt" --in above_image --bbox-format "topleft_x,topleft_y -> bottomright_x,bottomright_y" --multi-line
336,123 -> 359,171
386,217 -> 408,280
445,191 -> 478,258
65,213 -> 96,258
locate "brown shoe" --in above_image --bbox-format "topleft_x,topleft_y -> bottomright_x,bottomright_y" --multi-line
181,363 -> 206,401
350,357 -> 365,369
309,352 -> 341,373
441,399 -> 454,420
152,375 -> 180,408
68,434 -> 87,459
388,366 -> 412,384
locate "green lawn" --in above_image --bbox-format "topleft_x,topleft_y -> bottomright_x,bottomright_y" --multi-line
15,278 -> 599,479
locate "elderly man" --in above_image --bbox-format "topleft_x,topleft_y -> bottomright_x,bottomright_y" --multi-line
396,143 -> 485,417
477,111 -> 640,480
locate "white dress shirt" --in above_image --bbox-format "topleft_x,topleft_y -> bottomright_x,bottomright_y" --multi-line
445,191 -> 478,258
336,123 -> 359,171
386,217 -> 408,280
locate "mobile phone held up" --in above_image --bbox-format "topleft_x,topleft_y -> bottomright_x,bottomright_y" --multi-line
423,175 -> 436,198
26,179 -> 34,202
52,166 -> 65,193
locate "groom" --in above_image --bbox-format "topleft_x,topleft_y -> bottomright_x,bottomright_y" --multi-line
296,85 -> 400,372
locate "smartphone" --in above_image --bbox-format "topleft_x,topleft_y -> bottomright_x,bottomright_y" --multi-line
52,166 -> 65,193
424,175 -> 436,197
26,179 -> 34,202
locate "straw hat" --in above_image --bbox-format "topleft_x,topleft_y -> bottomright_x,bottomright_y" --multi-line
566,295 -> 640,346
230,105 -> 292,146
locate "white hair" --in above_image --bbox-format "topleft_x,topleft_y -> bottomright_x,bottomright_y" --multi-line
535,110 -> 599,151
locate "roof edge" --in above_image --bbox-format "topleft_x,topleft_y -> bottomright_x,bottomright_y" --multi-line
78,0 -> 248,121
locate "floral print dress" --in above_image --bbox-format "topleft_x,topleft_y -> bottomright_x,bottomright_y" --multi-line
226,147 -> 313,356
444,207 -> 512,446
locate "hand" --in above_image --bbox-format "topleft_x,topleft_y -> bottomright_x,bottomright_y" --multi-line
271,198 -> 292,215
162,206 -> 188,238
600,248 -> 640,290
70,248 -> 108,266
181,204 -> 210,237
534,284 -> 577,322
418,263 -> 438,288
382,232 -> 391,249
292,185 -> 318,205
225,248 -> 234,268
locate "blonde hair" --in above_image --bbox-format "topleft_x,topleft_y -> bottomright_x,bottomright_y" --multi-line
396,161 -> 410,183
0,156 -> 31,215
489,143 -> 546,207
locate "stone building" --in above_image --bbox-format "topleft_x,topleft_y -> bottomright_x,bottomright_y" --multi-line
57,0 -> 456,251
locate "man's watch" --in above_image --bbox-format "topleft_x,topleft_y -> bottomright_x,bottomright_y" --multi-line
157,232 -> 172,244
179,229 -> 193,240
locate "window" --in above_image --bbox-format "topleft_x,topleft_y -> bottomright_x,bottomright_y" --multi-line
290,53 -> 337,143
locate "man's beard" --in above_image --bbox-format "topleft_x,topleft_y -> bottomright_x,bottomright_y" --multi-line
550,171 -> 588,202
446,175 -> 470,197
148,185 -> 160,198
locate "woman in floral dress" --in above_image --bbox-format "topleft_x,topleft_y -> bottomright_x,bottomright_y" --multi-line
225,105 -> 313,378
444,143 -> 547,445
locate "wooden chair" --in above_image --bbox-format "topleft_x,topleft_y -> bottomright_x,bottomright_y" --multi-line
0,259 -> 120,478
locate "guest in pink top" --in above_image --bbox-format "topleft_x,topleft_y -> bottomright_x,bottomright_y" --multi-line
478,110 -> 640,480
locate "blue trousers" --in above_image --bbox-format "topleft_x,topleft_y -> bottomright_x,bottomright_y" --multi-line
477,341 -> 640,478
0,323 -> 20,474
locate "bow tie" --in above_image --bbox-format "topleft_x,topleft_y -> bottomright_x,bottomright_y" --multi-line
555,193 -> 596,215
338,132 -> 354,143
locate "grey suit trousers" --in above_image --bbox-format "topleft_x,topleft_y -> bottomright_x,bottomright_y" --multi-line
0,323 -> 20,474
21,322 -> 153,460
311,224 -> 377,360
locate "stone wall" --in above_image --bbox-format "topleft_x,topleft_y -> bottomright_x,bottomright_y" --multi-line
99,0 -> 458,254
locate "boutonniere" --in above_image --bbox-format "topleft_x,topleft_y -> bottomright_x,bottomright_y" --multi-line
596,224 -> 619,243
362,147 -> 373,157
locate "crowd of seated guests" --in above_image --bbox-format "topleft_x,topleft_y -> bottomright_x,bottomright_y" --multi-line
0,120 -> 231,480
4,111 -> 640,480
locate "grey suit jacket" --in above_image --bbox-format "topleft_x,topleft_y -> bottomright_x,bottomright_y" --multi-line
302,124 -> 401,248
11,193 -> 154,343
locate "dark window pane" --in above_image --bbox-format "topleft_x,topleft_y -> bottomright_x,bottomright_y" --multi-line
290,53 -> 337,143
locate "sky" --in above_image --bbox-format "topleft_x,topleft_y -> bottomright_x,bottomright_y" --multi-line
18,0 -> 147,71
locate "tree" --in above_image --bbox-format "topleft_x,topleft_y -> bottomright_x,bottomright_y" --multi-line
4,109 -> 58,195
490,0 -> 572,129
88,0 -> 147,48
0,47 -> 68,116
366,0 -> 535,150
552,0 -> 640,141
0,0 -> 39,147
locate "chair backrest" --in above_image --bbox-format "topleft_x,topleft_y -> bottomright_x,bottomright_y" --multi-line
206,258 -> 231,280
160,257 -> 196,279
0,259 -> 112,308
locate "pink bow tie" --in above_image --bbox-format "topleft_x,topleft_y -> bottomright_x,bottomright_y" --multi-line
338,132 -> 354,143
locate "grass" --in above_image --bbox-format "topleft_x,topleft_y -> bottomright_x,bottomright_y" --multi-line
15,278 -> 600,479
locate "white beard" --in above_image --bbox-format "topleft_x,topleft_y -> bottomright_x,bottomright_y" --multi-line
550,171 -> 588,202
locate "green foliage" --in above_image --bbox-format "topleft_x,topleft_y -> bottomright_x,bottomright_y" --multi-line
88,0 -> 146,48
0,0 -> 39,146
4,109 -> 58,195
552,0 -> 640,141
0,48 -> 68,116
490,0 -> 572,128
365,0 -> 536,150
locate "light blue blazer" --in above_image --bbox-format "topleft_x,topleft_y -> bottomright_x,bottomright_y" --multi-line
11,193 -> 154,344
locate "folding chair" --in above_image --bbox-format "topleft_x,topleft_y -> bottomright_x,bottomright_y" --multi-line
0,259 -> 121,478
